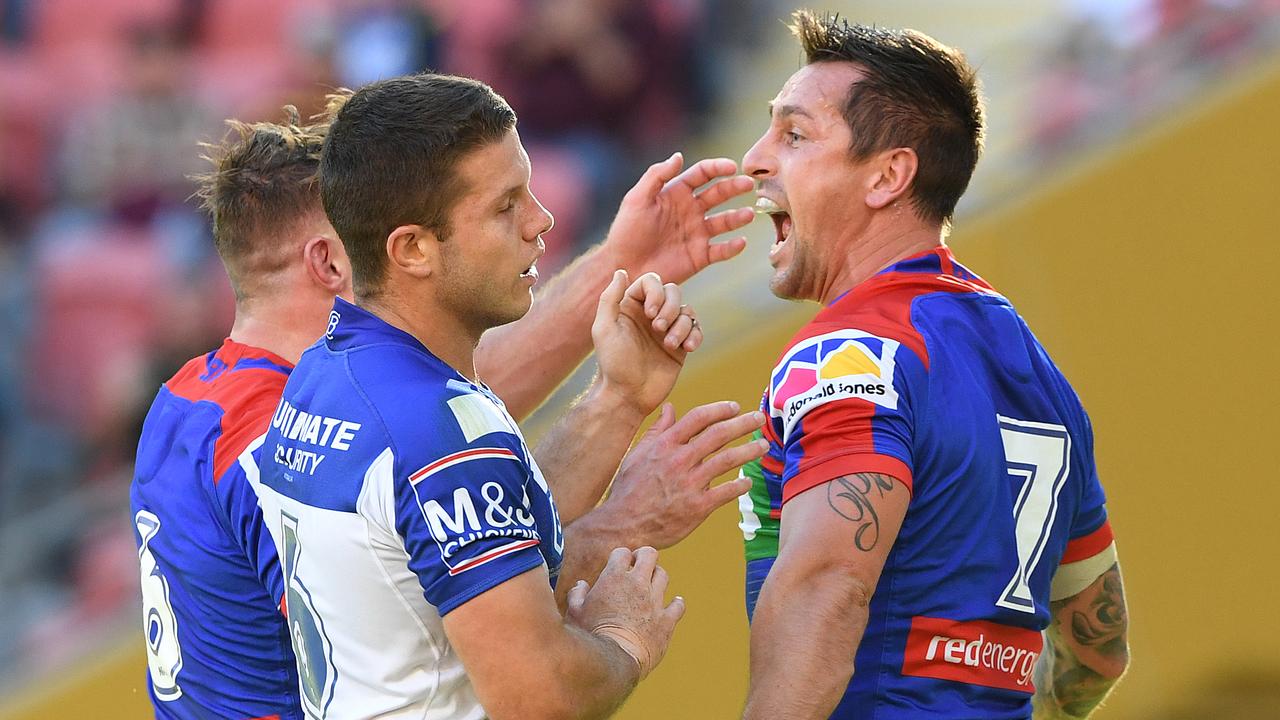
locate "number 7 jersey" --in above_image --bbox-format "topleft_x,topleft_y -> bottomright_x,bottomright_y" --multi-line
738,247 -> 1115,719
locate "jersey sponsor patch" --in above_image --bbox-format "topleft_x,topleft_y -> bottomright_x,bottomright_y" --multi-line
901,616 -> 1042,694
769,329 -> 901,440
410,449 -> 542,575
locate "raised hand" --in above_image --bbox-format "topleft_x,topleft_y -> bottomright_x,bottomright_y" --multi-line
603,401 -> 768,550
604,153 -> 756,284
591,269 -> 701,417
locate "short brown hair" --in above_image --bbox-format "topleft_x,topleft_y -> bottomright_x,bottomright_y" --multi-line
192,107 -> 327,303
319,73 -> 517,298
791,11 -> 985,225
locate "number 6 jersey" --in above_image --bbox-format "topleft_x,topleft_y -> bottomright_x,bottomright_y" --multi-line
251,298 -> 564,720
739,247 -> 1115,719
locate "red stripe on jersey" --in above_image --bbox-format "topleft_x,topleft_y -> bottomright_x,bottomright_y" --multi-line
448,538 -> 540,576
409,448 -> 519,485
1061,520 -> 1114,564
783,452 -> 912,505
247,715 -> 281,720
165,340 -> 293,483
901,616 -> 1042,694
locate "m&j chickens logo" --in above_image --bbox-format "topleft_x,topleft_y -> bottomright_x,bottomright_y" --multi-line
769,329 -> 901,439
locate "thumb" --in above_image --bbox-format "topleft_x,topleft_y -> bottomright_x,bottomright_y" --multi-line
595,269 -> 628,325
566,580 -> 590,619
647,403 -> 676,436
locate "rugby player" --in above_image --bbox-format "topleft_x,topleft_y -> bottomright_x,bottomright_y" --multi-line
251,73 -> 734,718
131,99 -> 762,717
736,12 -> 1129,719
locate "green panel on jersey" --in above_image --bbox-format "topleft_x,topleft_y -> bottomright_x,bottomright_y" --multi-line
739,430 -> 779,562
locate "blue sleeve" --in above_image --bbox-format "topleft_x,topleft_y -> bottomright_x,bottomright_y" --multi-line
392,431 -> 546,616
1069,410 -> 1109,542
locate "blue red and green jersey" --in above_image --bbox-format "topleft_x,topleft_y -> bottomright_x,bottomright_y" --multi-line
249,298 -> 564,718
738,246 -> 1115,719
130,339 -> 301,719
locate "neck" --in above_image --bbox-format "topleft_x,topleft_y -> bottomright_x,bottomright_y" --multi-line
360,288 -> 480,381
818,221 -> 945,305
229,298 -> 328,365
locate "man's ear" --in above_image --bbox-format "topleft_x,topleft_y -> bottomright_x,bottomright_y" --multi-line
386,224 -> 439,280
303,236 -> 349,294
864,147 -> 918,210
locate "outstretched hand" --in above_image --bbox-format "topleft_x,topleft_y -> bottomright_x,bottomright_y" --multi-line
605,153 -> 756,284
601,401 -> 768,550
591,269 -> 701,417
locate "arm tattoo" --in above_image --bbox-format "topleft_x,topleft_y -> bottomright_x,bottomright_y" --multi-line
1035,565 -> 1128,719
1068,570 -> 1127,656
826,473 -> 897,551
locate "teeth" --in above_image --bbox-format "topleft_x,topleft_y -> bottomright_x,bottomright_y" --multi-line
754,197 -> 784,215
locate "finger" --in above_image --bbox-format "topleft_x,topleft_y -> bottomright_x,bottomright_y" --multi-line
664,595 -> 687,626
689,410 -> 765,460
704,206 -> 756,237
667,157 -> 738,192
681,321 -> 703,353
604,546 -> 634,575
668,400 -> 741,444
624,272 -> 666,319
631,151 -> 684,198
595,269 -> 628,325
651,284 -> 683,332
701,475 -> 754,515
631,546 -> 659,580
695,174 -> 755,210
697,437 -> 771,486
651,566 -> 669,604
647,403 -> 676,436
707,237 -> 748,265
664,312 -> 694,350
567,579 -> 590,617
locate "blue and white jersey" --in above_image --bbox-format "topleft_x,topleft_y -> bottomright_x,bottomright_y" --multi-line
249,297 -> 564,719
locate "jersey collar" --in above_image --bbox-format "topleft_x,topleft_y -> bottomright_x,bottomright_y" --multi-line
323,297 -> 471,380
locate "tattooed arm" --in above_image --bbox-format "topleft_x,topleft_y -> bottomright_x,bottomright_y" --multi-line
1033,564 -> 1130,719
743,473 -> 910,720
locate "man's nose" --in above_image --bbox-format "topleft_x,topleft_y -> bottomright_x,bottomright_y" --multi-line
742,134 -> 774,179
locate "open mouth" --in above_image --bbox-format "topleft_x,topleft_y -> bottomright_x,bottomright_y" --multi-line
519,260 -> 539,281
755,197 -> 792,249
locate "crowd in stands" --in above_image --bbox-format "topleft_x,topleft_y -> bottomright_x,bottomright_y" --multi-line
1030,0 -> 1280,158
0,0 -> 742,681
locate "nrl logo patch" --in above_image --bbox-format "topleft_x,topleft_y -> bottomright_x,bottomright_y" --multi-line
768,329 -> 901,441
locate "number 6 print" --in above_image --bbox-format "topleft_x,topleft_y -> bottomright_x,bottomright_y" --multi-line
995,415 -> 1072,614
281,513 -> 337,718
135,511 -> 184,701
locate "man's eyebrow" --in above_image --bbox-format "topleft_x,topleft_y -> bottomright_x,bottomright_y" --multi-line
766,101 -> 813,121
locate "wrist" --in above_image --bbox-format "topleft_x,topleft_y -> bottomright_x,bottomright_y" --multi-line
586,378 -> 651,430
592,624 -> 651,681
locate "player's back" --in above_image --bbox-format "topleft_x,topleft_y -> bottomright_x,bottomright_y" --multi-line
251,299 -> 564,719
130,340 -> 300,720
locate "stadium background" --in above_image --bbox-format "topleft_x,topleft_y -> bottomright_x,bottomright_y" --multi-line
1,0 -> 1278,717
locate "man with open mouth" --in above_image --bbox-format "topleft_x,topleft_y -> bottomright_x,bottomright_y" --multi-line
737,11 -> 1130,720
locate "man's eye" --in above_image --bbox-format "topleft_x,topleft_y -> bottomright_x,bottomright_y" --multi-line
500,200 -> 516,213
784,130 -> 803,146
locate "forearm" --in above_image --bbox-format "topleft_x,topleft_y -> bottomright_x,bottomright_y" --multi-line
1032,564 -> 1129,719
532,380 -> 647,524
545,623 -> 641,720
554,506 -> 632,607
744,560 -> 871,720
476,244 -> 618,421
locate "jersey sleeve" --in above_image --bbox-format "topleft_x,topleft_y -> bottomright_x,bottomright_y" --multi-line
1051,411 -> 1115,600
771,329 -> 928,504
392,430 -> 547,616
